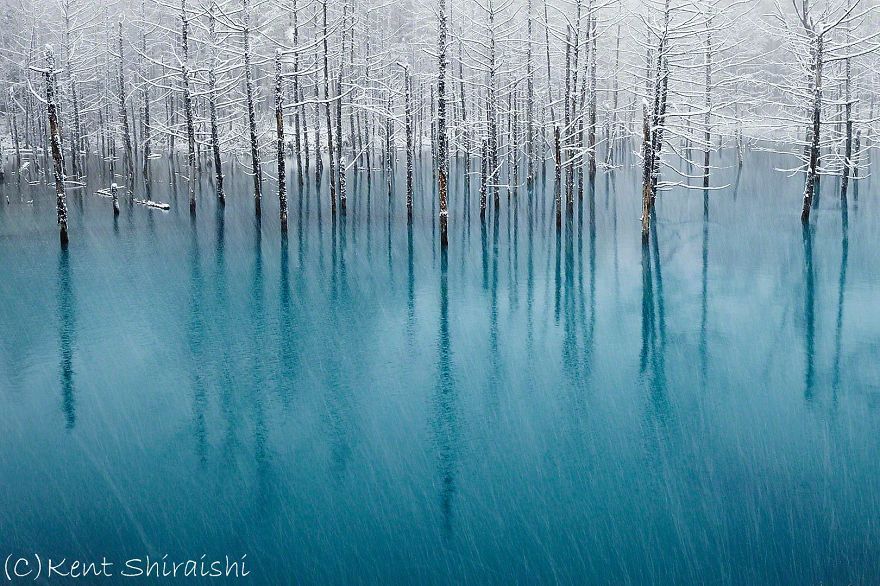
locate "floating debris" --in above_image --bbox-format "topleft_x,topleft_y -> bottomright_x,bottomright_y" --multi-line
134,199 -> 170,211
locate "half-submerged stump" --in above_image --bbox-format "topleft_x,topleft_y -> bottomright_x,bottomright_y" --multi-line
111,183 -> 120,216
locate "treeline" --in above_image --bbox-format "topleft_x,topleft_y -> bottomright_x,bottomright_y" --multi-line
0,0 -> 878,245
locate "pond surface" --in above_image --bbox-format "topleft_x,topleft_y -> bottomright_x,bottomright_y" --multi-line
1,150 -> 879,583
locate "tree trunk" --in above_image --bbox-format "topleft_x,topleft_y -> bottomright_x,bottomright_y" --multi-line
404,66 -> 414,218
45,46 -> 69,246
841,13 -> 853,201
181,1 -> 197,213
588,13 -> 597,180
117,22 -> 134,181
322,0 -> 337,214
703,27 -> 712,189
275,49 -> 287,230
802,34 -> 822,223
526,0 -> 534,185
243,0 -> 262,213
291,0 -> 304,185
480,137 -> 488,220
641,102 -> 652,241
208,2 -> 224,202
554,124 -> 562,228
336,3 -> 348,212
141,11 -> 151,187
438,0 -> 449,246
112,182 -> 120,216
563,26 -> 572,206
488,0 -> 499,209
459,41 -> 470,184
313,51 -> 323,182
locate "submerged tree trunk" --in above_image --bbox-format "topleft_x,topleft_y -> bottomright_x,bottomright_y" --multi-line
458,41 -> 470,185
526,0 -> 534,185
841,102 -> 852,200
605,25 -> 621,167
111,182 -> 120,215
181,1 -> 197,213
640,102 -> 652,240
62,3 -> 77,175
563,26 -> 572,206
403,65 -> 414,218
554,124 -> 562,228
142,84 -> 151,182
243,0 -> 262,213
347,25 -> 358,176
852,129 -> 861,197
208,2 -> 224,203
12,111 -> 21,165
291,0 -> 303,185
166,64 -> 175,157
479,137 -> 488,220
336,3 -> 348,213
384,93 -> 393,189
275,49 -> 287,230
141,11 -> 151,187
45,46 -> 68,246
117,22 -> 134,181
642,0 -> 670,223
587,12 -> 597,181
488,0 -> 499,209
802,34 -> 822,223
69,79 -> 82,178
322,0 -> 337,215
511,86 -> 519,197
841,10 -> 853,201
437,0 -> 448,246
703,27 -> 712,189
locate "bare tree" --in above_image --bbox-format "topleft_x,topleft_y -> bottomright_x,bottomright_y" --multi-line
43,45 -> 69,245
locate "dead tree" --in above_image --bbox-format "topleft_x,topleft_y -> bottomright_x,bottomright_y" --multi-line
291,0 -> 304,185
438,0 -> 449,246
801,30 -> 822,222
336,2 -> 348,214
525,0 -> 535,184
243,0 -> 262,213
321,0 -> 337,215
44,46 -> 68,245
703,25 -> 712,189
276,49 -> 287,230
640,102 -> 652,239
180,0 -> 197,213
117,21 -> 134,181
587,13 -> 597,181
401,63 -> 414,218
111,182 -> 120,215
840,0 -> 854,200
208,1 -> 224,203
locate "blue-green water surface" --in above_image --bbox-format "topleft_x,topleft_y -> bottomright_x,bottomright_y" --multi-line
1,151 -> 879,583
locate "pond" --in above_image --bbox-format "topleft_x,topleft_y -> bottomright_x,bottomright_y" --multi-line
1,149 -> 879,583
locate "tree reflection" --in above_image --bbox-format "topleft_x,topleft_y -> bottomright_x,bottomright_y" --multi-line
641,226 -> 668,419
432,244 -> 458,540
57,247 -> 76,430
802,222 -> 816,402
188,215 -> 207,463
832,201 -> 849,398
700,190 -> 709,389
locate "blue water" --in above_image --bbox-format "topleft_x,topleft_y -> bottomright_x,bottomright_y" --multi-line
1,150 -> 879,583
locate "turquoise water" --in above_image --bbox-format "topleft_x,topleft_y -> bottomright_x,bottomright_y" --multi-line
1,151 -> 879,583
